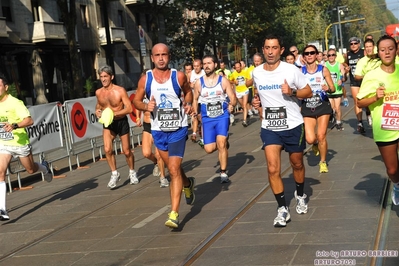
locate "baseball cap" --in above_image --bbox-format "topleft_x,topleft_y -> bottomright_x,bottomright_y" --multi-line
98,107 -> 114,127
329,45 -> 336,49
349,37 -> 361,43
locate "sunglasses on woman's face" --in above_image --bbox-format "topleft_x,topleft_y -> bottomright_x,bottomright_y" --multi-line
303,51 -> 317,56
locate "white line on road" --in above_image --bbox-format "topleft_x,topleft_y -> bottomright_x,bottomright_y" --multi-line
132,205 -> 170,228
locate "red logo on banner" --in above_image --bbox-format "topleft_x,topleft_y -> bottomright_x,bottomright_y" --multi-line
71,102 -> 88,138
129,93 -> 138,123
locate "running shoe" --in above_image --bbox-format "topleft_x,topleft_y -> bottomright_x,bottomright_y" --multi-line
229,114 -> 235,125
294,191 -> 308,214
220,172 -> 230,184
0,209 -> 9,221
183,177 -> 195,205
242,120 -> 248,127
312,143 -> 319,156
160,177 -> 169,188
342,98 -> 349,107
253,108 -> 259,115
197,139 -> 204,148
392,185 -> 399,205
107,172 -> 120,189
336,123 -> 344,131
329,111 -> 336,124
319,161 -> 329,173
153,164 -> 160,177
357,123 -> 366,134
273,206 -> 291,227
248,110 -> 253,117
165,211 -> 179,228
129,170 -> 139,185
41,161 -> 53,182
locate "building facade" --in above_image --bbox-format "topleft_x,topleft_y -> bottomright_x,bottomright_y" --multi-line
0,0 -> 159,104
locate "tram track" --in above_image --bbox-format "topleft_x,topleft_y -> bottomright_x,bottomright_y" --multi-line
0,105 -> 393,265
179,106 -> 394,266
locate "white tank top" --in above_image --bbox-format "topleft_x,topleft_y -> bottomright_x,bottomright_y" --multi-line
198,75 -> 228,118
190,69 -> 205,84
144,69 -> 188,131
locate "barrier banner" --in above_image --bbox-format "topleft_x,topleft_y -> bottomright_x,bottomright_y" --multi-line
26,102 -> 63,154
64,96 -> 102,143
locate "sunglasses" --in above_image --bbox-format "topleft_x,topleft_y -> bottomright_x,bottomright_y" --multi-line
290,50 -> 298,53
327,54 -> 336,57
303,51 -> 317,56
350,42 -> 359,45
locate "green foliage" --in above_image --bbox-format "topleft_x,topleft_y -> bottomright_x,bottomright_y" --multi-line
163,0 -> 397,62
7,83 -> 18,98
84,77 -> 94,94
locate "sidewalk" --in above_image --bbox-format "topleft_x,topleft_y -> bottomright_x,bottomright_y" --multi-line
1,94 -> 398,266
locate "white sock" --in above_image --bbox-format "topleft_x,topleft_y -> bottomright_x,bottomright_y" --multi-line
112,170 -> 118,176
129,169 -> 136,174
0,181 -> 6,210
337,120 -> 341,124
36,162 -> 47,174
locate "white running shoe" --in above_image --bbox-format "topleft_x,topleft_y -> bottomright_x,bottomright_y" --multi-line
153,164 -> 160,177
220,172 -> 230,183
129,171 -> 139,185
273,206 -> 291,227
107,172 -> 120,189
160,177 -> 169,188
230,114 -> 235,125
294,191 -> 308,214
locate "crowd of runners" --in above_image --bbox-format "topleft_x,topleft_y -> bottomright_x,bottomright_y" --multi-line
2,33 -> 399,230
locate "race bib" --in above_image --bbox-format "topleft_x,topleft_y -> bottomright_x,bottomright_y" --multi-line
158,107 -> 181,131
304,94 -> 323,109
381,103 -> 399,130
0,123 -> 14,141
206,102 -> 223,118
264,106 -> 288,129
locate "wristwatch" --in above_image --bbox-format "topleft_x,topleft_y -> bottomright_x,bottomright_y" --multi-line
12,123 -> 19,129
292,89 -> 297,97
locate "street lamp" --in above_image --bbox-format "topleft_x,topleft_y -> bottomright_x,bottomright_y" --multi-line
333,5 -> 348,52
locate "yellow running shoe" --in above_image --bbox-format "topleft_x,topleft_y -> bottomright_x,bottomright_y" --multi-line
319,161 -> 328,173
312,143 -> 320,156
165,211 -> 179,228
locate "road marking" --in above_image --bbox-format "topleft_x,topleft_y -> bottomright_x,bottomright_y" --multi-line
132,205 -> 170,228
252,145 -> 263,153
206,174 -> 220,182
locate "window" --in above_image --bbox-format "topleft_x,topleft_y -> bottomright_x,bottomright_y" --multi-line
2,0 -> 12,22
80,5 -> 89,28
117,10 -> 124,27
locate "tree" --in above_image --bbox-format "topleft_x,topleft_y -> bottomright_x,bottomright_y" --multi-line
57,0 -> 83,99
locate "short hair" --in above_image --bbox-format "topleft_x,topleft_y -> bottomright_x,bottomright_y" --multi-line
98,65 -> 114,76
263,34 -> 283,48
364,38 -> 375,46
0,75 -> 8,86
202,54 -> 218,64
184,62 -> 193,68
234,61 -> 241,67
253,52 -> 263,59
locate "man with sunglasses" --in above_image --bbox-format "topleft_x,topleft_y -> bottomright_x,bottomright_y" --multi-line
289,45 -> 305,67
344,37 -> 366,133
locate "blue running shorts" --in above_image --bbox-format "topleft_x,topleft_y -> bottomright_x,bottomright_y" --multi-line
152,127 -> 188,157
202,116 -> 229,145
261,124 -> 305,153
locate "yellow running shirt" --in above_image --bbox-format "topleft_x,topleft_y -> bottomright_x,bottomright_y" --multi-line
357,66 -> 399,142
